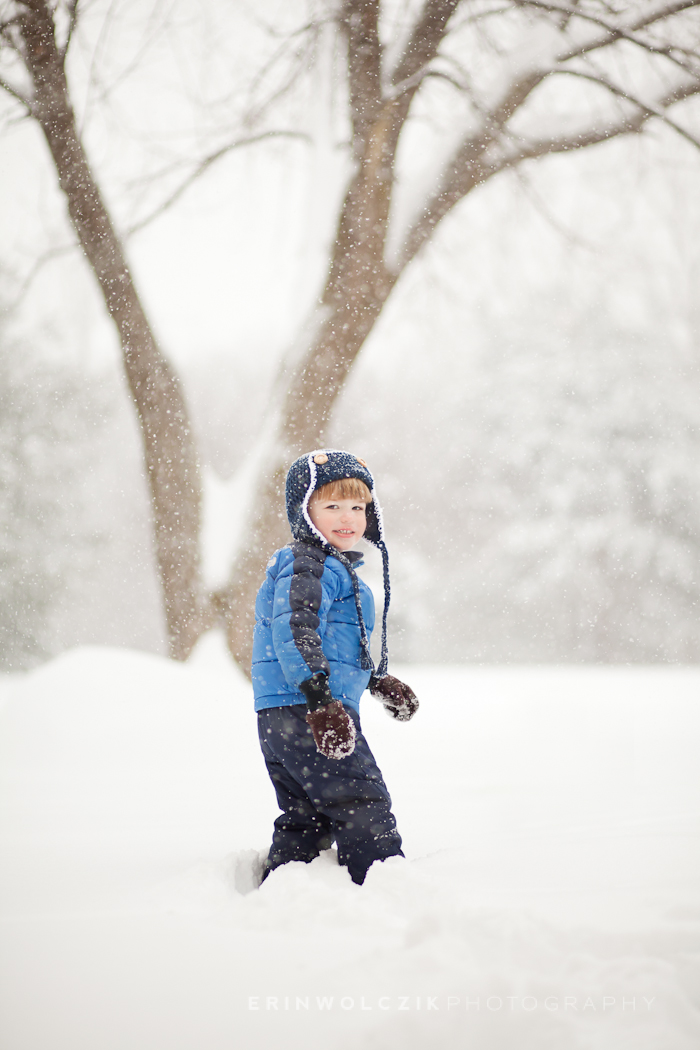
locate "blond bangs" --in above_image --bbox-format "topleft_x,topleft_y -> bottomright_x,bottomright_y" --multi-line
312,478 -> 372,503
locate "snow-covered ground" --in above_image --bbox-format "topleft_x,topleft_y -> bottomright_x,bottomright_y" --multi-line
1,638 -> 699,1049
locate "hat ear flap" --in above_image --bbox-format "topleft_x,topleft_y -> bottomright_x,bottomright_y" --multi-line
363,504 -> 380,546
363,484 -> 385,548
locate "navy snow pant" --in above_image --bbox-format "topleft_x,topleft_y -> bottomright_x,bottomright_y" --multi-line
258,703 -> 403,885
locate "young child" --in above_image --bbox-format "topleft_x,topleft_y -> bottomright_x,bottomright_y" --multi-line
252,449 -> 419,886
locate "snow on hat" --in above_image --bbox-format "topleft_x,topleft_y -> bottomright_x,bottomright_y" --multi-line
285,449 -> 390,678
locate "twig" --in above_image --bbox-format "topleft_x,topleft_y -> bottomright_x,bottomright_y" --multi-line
0,73 -> 32,111
125,130 -> 310,237
9,242 -> 79,309
511,163 -> 600,250
560,69 -> 700,151
519,0 -> 700,80
59,0 -> 79,64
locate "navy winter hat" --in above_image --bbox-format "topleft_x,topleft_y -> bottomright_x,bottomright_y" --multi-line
285,449 -> 390,678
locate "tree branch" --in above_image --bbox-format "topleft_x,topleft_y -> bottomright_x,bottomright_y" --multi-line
560,69 -> 700,151
8,241 -> 78,308
390,0 -> 462,88
556,0 -> 700,65
517,0 -> 700,79
0,9 -> 33,109
558,0 -> 580,33
338,0 -> 383,157
511,161 -> 599,249
496,85 -> 700,170
390,0 -> 700,272
243,19 -> 319,130
0,72 -> 32,111
59,0 -> 79,65
397,77 -> 700,272
124,130 -> 310,237
629,0 -> 700,31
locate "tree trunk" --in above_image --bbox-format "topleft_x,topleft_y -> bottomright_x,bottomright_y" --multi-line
219,158 -> 398,668
19,3 -> 208,659
219,298 -> 393,669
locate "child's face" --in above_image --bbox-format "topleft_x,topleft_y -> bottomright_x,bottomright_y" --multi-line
308,494 -> 367,552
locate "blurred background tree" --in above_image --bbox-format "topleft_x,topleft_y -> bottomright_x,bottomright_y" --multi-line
0,297 -> 106,669
337,291 -> 700,663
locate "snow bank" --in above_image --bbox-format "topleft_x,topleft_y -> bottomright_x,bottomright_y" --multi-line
1,641 -> 699,1049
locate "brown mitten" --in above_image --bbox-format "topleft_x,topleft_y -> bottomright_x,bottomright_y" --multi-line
305,701 -> 356,759
369,674 -> 419,722
300,673 -> 356,759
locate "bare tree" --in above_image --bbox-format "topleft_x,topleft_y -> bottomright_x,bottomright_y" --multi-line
2,0 -> 700,670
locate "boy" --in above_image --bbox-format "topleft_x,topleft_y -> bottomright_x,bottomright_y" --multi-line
252,449 -> 419,886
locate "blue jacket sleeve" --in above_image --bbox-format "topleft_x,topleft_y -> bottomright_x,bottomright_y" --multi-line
271,544 -> 338,690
